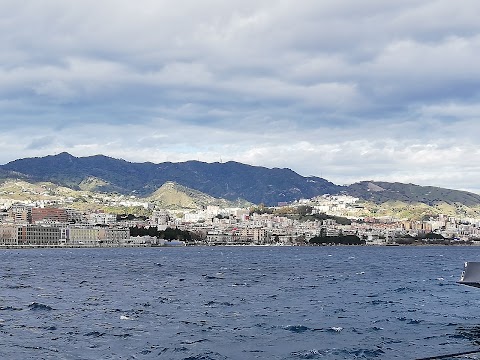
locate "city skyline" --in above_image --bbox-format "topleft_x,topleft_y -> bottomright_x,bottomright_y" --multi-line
1,1 -> 479,193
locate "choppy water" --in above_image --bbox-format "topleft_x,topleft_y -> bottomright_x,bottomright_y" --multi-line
1,246 -> 480,359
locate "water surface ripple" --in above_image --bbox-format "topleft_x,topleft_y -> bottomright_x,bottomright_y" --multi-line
1,246 -> 480,359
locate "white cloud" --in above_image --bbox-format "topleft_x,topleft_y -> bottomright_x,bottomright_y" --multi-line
0,1 -> 480,193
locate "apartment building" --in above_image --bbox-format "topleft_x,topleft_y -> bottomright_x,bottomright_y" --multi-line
31,207 -> 68,224
88,212 -> 117,225
239,227 -> 269,244
98,227 -> 130,246
7,205 -> 32,223
0,225 -> 18,245
17,225 -> 61,246
67,226 -> 100,246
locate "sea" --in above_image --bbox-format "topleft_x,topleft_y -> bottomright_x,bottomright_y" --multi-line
1,246 -> 480,360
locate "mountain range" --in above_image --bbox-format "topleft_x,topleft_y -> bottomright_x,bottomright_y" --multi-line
1,153 -> 480,210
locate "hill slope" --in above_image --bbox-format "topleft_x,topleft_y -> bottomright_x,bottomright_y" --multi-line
346,181 -> 480,206
0,178 -> 244,213
147,181 -> 252,209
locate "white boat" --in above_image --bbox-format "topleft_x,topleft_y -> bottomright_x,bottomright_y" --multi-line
458,262 -> 480,288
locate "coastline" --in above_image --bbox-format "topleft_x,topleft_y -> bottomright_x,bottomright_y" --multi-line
1,243 -> 478,249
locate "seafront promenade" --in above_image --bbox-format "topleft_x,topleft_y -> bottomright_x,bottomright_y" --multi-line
0,244 -> 151,249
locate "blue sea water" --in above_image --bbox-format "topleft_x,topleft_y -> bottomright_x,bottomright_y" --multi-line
1,246 -> 480,360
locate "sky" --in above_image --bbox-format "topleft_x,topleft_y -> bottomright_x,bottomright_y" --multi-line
1,1 -> 480,192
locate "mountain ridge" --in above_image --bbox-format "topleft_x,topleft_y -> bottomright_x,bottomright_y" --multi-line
1,152 -> 340,205
1,153 -> 479,207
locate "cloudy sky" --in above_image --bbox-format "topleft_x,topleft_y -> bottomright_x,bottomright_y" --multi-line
1,1 -> 480,192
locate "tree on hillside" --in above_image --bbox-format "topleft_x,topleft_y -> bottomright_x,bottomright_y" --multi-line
297,205 -> 313,216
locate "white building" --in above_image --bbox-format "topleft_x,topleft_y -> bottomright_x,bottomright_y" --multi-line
88,212 -> 117,225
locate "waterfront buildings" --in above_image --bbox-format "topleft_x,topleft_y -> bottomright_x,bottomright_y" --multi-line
0,205 -> 130,246
1,198 -> 480,247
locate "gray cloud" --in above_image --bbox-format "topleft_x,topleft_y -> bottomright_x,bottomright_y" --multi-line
0,1 -> 479,192
26,136 -> 56,150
